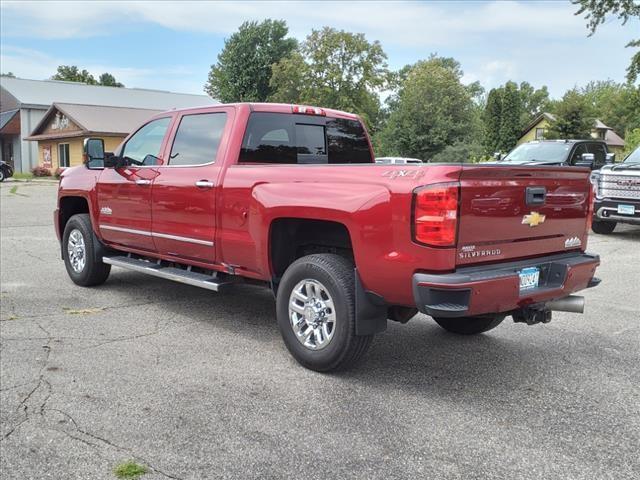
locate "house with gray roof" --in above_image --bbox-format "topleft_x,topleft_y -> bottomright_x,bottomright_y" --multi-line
0,77 -> 216,172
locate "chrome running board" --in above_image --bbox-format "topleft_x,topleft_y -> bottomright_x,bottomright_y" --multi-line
103,255 -> 231,292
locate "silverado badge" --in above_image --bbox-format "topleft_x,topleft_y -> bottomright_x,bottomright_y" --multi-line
522,211 -> 545,227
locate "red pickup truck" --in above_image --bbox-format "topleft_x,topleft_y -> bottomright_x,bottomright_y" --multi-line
55,103 -> 600,371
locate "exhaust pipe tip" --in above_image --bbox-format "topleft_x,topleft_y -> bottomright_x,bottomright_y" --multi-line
546,295 -> 585,314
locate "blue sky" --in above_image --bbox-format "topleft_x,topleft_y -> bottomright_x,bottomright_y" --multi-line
1,1 -> 638,98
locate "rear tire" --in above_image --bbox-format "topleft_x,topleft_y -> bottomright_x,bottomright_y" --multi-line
433,314 -> 505,335
276,254 -> 373,372
62,214 -> 111,286
591,220 -> 616,234
0,169 -> 5,182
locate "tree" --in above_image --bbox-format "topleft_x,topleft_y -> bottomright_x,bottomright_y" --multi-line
519,81 -> 550,123
51,65 -> 97,84
204,19 -> 297,102
270,27 -> 389,129
0,72 -> 15,78
375,59 -> 475,160
623,127 -> 640,156
546,89 -> 594,139
498,81 -> 523,152
572,0 -> 640,83
483,88 -> 503,154
98,72 -> 124,87
581,80 -> 640,134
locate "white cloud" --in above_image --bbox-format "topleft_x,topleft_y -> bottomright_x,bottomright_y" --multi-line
2,0 -> 587,45
462,60 -> 518,90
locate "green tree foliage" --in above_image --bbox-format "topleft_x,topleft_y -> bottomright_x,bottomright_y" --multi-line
270,27 -> 389,129
498,81 -> 523,152
483,81 -> 548,153
51,65 -> 124,87
51,65 -> 97,84
375,58 -> 475,160
519,81 -> 550,123
204,20 -> 297,102
546,89 -> 594,139
98,72 -> 124,87
483,88 -> 503,154
622,127 -> 640,156
0,72 -> 16,78
572,0 -> 640,83
581,80 -> 640,134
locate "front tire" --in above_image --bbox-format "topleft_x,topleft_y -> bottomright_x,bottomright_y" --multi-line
276,254 -> 373,372
433,314 -> 505,335
62,214 -> 111,286
0,169 -> 5,182
591,220 -> 616,234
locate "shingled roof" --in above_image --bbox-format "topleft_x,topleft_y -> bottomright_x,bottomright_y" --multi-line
25,103 -> 163,140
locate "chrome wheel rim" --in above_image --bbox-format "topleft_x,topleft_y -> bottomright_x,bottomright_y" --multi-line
289,279 -> 337,350
67,229 -> 86,273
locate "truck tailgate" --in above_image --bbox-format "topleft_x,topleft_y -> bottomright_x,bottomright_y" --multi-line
457,165 -> 591,266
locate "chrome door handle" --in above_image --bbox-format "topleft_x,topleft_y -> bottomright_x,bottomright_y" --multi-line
135,179 -> 151,186
195,180 -> 214,188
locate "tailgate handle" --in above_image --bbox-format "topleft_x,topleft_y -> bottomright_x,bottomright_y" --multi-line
526,186 -> 546,206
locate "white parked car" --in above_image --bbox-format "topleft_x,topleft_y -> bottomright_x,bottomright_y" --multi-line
375,157 -> 424,165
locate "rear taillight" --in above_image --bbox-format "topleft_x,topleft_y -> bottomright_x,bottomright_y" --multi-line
413,183 -> 459,247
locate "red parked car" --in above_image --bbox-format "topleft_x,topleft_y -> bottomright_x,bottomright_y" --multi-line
54,103 -> 600,371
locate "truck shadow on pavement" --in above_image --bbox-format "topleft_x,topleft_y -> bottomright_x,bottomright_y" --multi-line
102,271 -> 581,398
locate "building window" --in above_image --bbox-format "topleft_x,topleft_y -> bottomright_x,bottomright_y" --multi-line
535,128 -> 545,140
58,143 -> 70,168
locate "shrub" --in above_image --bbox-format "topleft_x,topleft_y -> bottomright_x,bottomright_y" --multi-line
54,167 -> 66,179
31,165 -> 52,177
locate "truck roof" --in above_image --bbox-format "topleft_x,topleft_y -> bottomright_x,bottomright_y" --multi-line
164,102 -> 361,120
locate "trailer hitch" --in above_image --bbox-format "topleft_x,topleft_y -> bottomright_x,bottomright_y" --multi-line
512,295 -> 585,325
512,307 -> 552,325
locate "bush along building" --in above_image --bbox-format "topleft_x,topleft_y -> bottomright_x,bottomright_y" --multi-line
0,77 -> 217,173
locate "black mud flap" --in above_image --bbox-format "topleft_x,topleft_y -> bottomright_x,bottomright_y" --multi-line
355,269 -> 387,336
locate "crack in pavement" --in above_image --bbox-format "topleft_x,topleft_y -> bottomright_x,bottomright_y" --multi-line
43,408 -> 184,480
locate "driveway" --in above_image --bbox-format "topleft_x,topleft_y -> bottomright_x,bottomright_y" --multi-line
1,182 -> 639,479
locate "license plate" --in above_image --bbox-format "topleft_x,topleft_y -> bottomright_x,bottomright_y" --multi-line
617,204 -> 635,215
519,267 -> 540,291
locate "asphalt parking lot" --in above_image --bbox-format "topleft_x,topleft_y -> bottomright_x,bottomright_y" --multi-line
1,182 -> 639,480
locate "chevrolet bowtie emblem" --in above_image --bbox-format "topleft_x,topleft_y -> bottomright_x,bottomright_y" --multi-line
522,211 -> 546,227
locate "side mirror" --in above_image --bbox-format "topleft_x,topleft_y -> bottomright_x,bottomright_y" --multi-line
575,152 -> 595,168
84,138 -> 105,169
493,152 -> 504,161
84,138 -> 104,161
605,153 -> 615,164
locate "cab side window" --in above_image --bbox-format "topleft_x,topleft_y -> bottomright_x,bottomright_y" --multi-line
169,113 -> 228,166
586,143 -> 607,167
122,117 -> 171,166
570,144 -> 587,165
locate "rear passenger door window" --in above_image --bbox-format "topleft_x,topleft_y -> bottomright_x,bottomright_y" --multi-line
169,113 -> 227,166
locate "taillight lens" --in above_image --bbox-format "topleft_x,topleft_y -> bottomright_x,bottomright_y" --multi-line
413,183 -> 459,247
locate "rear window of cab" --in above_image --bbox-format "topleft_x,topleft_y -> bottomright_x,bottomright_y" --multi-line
239,112 -> 372,164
